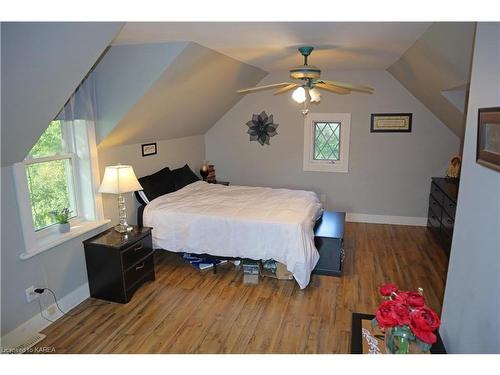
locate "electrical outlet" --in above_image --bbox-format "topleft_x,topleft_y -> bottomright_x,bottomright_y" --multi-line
47,305 -> 57,316
25,286 -> 39,303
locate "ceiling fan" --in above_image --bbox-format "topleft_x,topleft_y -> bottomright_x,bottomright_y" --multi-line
237,46 -> 374,115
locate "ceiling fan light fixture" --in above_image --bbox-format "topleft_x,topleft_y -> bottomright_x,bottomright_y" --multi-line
292,87 -> 306,103
309,87 -> 321,103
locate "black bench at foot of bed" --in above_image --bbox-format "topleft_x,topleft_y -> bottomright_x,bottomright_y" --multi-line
312,211 -> 346,277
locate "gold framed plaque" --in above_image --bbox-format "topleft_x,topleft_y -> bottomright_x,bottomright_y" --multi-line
370,113 -> 412,133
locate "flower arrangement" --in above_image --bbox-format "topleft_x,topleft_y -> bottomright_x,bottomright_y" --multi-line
51,207 -> 70,224
372,283 -> 441,354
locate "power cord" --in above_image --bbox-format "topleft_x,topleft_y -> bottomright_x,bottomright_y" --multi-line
34,288 -> 111,318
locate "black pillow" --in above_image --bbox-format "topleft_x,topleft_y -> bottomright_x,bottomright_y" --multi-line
137,167 -> 176,202
171,164 -> 200,190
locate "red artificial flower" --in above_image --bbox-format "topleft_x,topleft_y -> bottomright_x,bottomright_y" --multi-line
375,300 -> 399,328
409,307 -> 441,344
379,283 -> 398,297
394,291 -> 426,308
392,303 -> 411,325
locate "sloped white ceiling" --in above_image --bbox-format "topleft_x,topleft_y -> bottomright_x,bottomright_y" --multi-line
113,22 -> 431,71
98,42 -> 267,148
1,22 -> 123,166
94,42 -> 189,144
387,22 -> 476,139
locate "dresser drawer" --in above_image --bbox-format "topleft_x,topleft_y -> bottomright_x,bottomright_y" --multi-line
442,194 -> 457,218
429,194 -> 442,215
441,210 -> 455,236
122,235 -> 153,270
427,206 -> 441,232
430,182 -> 444,206
124,254 -> 154,290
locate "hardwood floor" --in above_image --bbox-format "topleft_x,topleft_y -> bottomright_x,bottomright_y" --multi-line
35,222 -> 449,353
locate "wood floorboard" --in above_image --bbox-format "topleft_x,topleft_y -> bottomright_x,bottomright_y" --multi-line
35,222 -> 449,354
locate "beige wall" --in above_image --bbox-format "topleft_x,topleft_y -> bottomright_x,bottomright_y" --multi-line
97,135 -> 205,225
206,69 -> 460,218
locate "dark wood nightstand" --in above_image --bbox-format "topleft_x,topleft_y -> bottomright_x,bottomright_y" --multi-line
83,226 -> 155,304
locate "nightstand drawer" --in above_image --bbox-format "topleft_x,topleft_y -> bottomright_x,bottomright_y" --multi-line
122,235 -> 153,270
124,254 -> 154,290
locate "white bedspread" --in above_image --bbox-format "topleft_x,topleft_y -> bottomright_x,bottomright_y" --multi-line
143,181 -> 323,288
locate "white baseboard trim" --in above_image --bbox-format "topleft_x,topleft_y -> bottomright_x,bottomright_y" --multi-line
346,213 -> 427,226
0,283 -> 90,350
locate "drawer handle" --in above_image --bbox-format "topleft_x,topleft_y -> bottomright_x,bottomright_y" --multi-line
449,203 -> 455,208
432,202 -> 437,205
135,262 -> 145,271
133,244 -> 143,252
447,219 -> 454,224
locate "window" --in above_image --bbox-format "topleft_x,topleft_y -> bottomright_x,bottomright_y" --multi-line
303,113 -> 351,173
14,119 -> 108,259
25,121 -> 78,231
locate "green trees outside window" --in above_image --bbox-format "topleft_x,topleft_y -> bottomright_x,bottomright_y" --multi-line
26,121 -> 76,231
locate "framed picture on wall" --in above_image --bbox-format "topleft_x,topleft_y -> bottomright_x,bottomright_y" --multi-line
370,113 -> 412,132
141,142 -> 157,157
477,107 -> 500,172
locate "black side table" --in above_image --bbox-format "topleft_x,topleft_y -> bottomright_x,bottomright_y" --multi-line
83,226 -> 155,303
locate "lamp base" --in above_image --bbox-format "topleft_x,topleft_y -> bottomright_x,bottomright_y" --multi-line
114,224 -> 133,233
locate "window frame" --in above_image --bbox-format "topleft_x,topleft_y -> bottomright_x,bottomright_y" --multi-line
13,120 -> 109,259
303,113 -> 351,173
24,152 -> 79,231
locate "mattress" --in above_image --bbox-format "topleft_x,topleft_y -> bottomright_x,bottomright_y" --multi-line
143,181 -> 322,288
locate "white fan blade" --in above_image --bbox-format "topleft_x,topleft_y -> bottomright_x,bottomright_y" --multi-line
273,83 -> 299,95
237,82 -> 296,94
315,82 -> 350,95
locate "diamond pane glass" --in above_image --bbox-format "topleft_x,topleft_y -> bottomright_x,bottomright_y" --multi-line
26,158 -> 77,231
313,122 -> 341,160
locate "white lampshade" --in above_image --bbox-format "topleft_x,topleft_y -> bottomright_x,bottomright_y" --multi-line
99,165 -> 142,194
309,87 -> 321,103
292,87 -> 306,103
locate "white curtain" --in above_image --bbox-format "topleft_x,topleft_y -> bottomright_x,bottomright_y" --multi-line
55,73 -> 97,123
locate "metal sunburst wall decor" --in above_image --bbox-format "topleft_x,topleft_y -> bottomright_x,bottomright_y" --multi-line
245,111 -> 279,146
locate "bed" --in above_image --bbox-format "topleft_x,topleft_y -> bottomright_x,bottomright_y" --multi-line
136,165 -> 323,289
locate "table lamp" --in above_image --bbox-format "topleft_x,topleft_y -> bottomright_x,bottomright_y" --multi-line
99,165 -> 143,233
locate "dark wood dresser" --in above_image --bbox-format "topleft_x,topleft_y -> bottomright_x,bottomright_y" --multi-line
313,211 -> 345,276
427,178 -> 459,256
83,226 -> 155,303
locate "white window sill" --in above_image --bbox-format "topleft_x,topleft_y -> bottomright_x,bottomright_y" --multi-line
303,162 -> 348,173
19,219 -> 111,260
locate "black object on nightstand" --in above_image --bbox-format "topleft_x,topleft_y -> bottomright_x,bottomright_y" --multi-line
313,211 -> 346,276
83,226 -> 155,304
